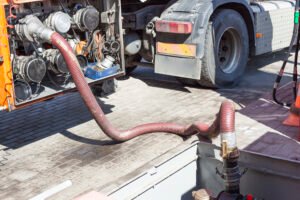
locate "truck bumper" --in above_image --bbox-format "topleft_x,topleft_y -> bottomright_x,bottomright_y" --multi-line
155,54 -> 201,80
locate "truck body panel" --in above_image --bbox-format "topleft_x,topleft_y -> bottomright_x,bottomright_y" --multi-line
155,54 -> 201,79
155,0 -> 294,80
251,1 -> 294,55
0,6 -> 14,111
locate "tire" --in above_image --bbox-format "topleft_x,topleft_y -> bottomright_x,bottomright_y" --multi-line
198,9 -> 249,88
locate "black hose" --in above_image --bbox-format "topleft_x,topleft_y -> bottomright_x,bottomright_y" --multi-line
273,0 -> 300,106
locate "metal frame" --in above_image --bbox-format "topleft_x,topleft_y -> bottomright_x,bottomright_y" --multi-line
0,5 -> 14,111
107,141 -> 300,200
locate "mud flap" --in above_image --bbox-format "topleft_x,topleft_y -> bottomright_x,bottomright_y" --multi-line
155,54 -> 201,79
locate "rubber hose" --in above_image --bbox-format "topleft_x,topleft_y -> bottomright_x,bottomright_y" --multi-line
219,101 -> 235,133
50,32 -> 235,142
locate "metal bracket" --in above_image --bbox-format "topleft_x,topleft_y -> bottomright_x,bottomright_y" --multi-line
7,97 -> 12,111
101,10 -> 116,24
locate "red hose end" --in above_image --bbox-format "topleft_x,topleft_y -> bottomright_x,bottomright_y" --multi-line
220,100 -> 235,133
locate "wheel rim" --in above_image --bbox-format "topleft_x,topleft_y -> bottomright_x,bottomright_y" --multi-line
217,28 -> 241,74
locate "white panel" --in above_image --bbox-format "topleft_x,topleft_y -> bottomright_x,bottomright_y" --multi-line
108,144 -> 199,200
251,1 -> 295,55
251,1 -> 294,12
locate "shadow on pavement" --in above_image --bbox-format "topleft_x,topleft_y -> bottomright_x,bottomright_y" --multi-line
123,49 -> 294,108
0,92 -> 114,150
238,83 -> 298,141
60,130 -> 119,146
0,49 -> 296,150
127,66 -> 193,93
244,131 -> 300,161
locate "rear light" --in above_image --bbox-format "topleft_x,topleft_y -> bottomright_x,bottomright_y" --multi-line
155,20 -> 193,34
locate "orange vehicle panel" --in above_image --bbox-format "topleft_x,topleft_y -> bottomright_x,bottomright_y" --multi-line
13,0 -> 42,4
0,5 -> 14,110
0,0 -> 7,5
1,0 -> 42,5
156,42 -> 196,58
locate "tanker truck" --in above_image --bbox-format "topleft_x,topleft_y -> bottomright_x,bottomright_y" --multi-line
122,0 -> 295,87
0,0 -> 125,111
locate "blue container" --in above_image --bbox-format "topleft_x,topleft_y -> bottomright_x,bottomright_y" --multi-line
85,65 -> 119,80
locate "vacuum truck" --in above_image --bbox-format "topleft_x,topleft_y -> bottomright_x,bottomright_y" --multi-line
0,0 -> 124,111
122,0 -> 295,87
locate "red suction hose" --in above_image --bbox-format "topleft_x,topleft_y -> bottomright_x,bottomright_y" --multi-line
219,101 -> 235,133
50,32 -> 235,142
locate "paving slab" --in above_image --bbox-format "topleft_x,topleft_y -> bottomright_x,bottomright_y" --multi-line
0,79 -> 221,200
0,49 -> 298,199
212,82 -> 300,162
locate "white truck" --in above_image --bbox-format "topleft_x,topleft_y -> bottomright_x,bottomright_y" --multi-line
122,0 -> 295,87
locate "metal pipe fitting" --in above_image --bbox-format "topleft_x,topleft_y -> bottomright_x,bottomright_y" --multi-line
216,102 -> 242,194
100,56 -> 115,69
44,11 -> 71,34
73,6 -> 99,31
221,156 -> 241,194
13,56 -> 47,83
15,15 -> 54,42
195,102 -> 243,198
42,49 -> 68,74
219,101 -> 237,158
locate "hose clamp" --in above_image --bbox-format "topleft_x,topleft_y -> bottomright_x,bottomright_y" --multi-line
221,131 -> 237,158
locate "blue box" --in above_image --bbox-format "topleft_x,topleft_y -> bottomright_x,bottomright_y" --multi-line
85,65 -> 119,80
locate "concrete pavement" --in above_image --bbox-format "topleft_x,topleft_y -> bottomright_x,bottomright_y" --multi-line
0,49 -> 297,199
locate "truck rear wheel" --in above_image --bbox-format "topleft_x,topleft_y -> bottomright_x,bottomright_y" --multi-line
199,9 -> 249,88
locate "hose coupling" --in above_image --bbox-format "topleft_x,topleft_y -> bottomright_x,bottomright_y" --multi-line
15,15 -> 54,42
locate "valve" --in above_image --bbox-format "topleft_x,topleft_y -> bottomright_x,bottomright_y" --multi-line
15,15 -> 54,42
73,6 -> 100,32
13,56 -> 47,83
44,11 -> 71,34
43,49 -> 68,74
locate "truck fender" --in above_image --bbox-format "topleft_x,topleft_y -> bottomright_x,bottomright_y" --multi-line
159,0 -> 255,58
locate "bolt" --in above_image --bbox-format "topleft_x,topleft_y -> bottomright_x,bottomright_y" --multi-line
222,46 -> 228,52
220,57 -> 226,62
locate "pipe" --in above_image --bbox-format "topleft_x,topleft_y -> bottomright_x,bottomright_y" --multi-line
220,101 -> 237,158
218,101 -> 240,194
50,32 -> 235,141
193,103 -> 243,199
272,0 -> 300,106
17,16 -> 236,142
219,101 -> 235,133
